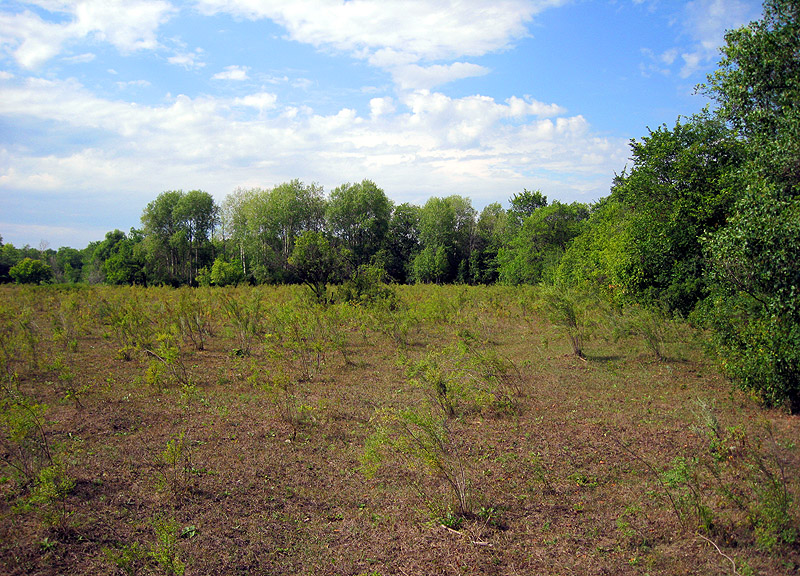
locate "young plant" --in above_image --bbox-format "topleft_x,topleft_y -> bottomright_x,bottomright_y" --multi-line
220,288 -> 265,356
154,431 -> 194,501
22,461 -> 75,532
149,515 -> 186,576
362,407 -> 473,522
99,289 -> 155,360
538,286 -> 596,358
173,288 -> 214,351
143,328 -> 192,390
613,304 -> 674,361
0,386 -> 54,486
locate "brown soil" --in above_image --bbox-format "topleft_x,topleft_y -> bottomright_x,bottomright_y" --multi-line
0,284 -> 797,575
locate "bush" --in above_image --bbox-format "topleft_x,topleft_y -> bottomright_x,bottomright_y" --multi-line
9,258 -> 52,285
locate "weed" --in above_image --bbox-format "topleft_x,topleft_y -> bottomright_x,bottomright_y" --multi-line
612,304 -> 675,360
260,365 -> 316,439
173,288 -> 214,351
104,542 -> 146,576
0,386 -> 54,486
538,286 -> 597,358
220,288 -> 265,356
154,431 -> 194,501
143,328 -> 193,390
149,515 -> 186,576
22,461 -> 75,532
99,289 -> 155,360
690,401 -> 797,550
362,407 -> 472,520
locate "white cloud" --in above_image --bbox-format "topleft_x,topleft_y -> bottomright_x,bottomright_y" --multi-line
0,75 -> 626,219
194,0 -> 557,59
116,79 -> 151,89
679,0 -> 760,78
168,48 -> 205,69
193,0 -> 569,89
234,92 -> 278,111
62,52 -> 96,64
0,0 -> 175,69
369,97 -> 395,118
212,65 -> 249,80
391,62 -> 490,91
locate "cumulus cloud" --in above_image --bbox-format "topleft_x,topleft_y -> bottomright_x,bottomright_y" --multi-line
0,74 -> 625,218
168,48 -> 206,69
193,0 -> 569,89
212,65 -> 249,80
0,0 -> 175,69
391,62 -> 490,91
639,0 -> 761,80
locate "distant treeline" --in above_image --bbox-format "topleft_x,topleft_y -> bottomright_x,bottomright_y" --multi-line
2,1 -> 799,412
0,184 -> 588,290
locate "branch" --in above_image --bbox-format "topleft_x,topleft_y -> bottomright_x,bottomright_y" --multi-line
696,533 -> 741,576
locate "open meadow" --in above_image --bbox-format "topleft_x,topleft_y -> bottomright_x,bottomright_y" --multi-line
1,284 -> 797,575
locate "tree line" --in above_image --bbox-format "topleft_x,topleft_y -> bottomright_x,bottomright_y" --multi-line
2,0 -> 798,412
1,182 -> 589,290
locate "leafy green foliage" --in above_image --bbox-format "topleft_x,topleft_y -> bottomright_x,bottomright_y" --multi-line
699,1 -> 800,413
703,0 -> 800,191
9,258 -> 53,284
497,201 -> 589,285
326,180 -> 392,266
702,183 -> 800,412
508,188 -> 547,228
288,231 -> 346,303
362,407 -> 472,520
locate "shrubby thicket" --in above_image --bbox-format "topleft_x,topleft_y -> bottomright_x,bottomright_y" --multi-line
2,1 -> 797,411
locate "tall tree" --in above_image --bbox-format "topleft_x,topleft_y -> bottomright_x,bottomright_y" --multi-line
93,229 -> 146,285
384,203 -> 421,283
610,113 -> 744,313
470,202 -> 509,284
413,195 -> 476,283
508,189 -> 547,228
701,0 -> 800,412
497,201 -> 589,285
326,180 -> 392,266
174,189 -> 218,283
141,190 -> 185,285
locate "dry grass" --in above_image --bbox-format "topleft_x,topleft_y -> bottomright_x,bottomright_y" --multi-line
0,283 -> 798,575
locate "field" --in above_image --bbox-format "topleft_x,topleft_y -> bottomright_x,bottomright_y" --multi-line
1,284 -> 797,575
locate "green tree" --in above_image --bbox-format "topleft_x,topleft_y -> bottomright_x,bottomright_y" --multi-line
556,199 -> 633,301
470,202 -> 509,284
702,0 -> 800,191
93,229 -> 146,285
9,258 -> 53,284
288,231 -> 345,302
53,247 -> 84,283
173,189 -> 218,284
413,195 -> 476,283
609,113 -> 744,313
384,203 -> 421,283
508,189 -> 547,228
208,257 -> 245,287
0,241 -> 21,283
497,201 -> 589,285
326,180 -> 392,266
703,183 -> 800,412
221,181 -> 326,284
141,190 -> 186,285
700,0 -> 800,412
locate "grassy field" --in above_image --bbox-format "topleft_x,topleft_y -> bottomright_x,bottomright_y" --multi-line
0,284 -> 797,575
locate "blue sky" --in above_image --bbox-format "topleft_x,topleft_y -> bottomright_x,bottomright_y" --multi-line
0,0 -> 763,249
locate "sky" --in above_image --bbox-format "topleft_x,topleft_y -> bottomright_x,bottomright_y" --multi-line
0,0 -> 764,249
